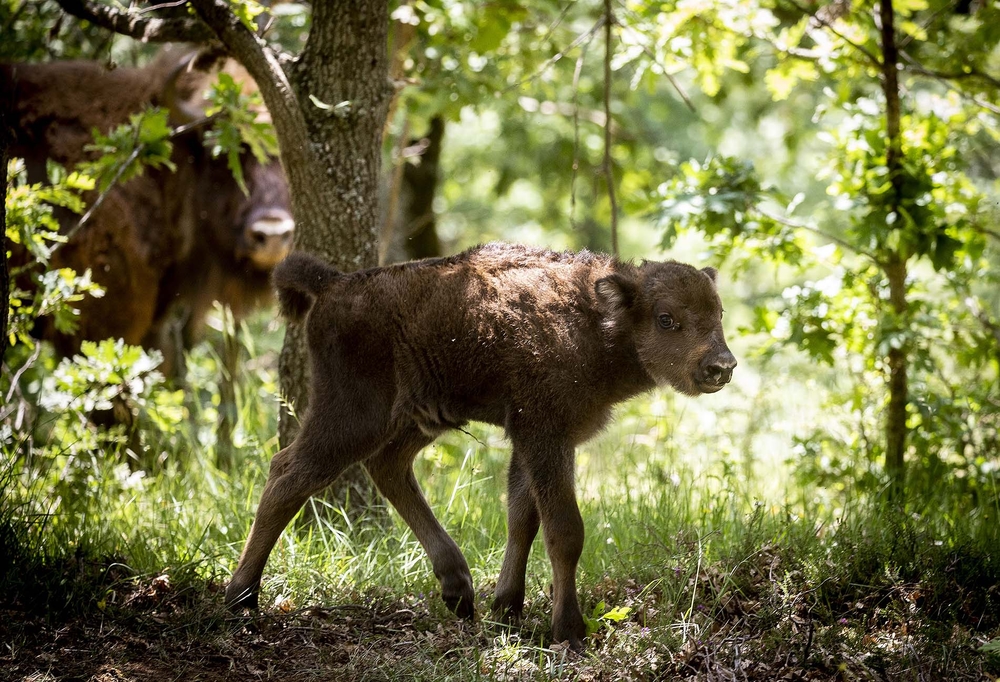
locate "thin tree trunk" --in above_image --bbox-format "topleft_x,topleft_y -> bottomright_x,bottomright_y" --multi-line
1,64 -> 10,363
603,0 -> 618,256
878,0 -> 908,493
216,306 -> 240,472
401,117 -> 444,261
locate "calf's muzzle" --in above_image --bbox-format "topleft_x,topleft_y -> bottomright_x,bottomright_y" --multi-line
699,348 -> 737,388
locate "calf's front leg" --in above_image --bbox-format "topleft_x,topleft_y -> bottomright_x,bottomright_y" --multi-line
518,438 -> 587,649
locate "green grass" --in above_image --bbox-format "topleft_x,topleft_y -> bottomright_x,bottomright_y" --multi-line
2,318 -> 999,680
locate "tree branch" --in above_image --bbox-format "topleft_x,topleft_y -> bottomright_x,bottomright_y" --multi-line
55,0 -> 215,43
756,207 -> 881,263
900,50 -> 1000,90
187,0 -> 313,178
570,37 -> 591,230
603,0 -> 619,257
972,223 -> 1000,244
504,17 -> 605,93
784,0 -> 882,69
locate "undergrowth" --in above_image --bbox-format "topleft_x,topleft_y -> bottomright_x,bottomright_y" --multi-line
1,315 -> 998,680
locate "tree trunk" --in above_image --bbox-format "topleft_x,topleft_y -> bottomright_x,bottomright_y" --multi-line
1,65 -> 10,364
878,0 -> 908,494
186,0 -> 391,508
277,1 -> 393,506
54,0 -> 394,507
885,255 -> 908,491
216,306 -> 240,472
385,116 -> 445,263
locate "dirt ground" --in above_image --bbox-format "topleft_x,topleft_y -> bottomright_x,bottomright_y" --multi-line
4,573 -> 999,682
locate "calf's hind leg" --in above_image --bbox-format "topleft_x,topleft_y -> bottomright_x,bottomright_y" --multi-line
492,452 -> 540,622
225,429 -> 382,609
364,427 -> 475,618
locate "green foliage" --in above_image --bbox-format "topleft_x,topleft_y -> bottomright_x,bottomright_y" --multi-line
0,0 -> 112,61
203,72 -> 279,195
637,0 -> 1000,493
4,160 -> 104,348
83,108 -> 176,192
583,600 -> 632,636
41,339 -> 164,415
656,155 -> 805,265
230,0 -> 266,33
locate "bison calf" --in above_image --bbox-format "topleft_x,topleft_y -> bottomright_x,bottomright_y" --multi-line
226,243 -> 736,649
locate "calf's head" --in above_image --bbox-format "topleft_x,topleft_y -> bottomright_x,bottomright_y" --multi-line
597,261 -> 736,396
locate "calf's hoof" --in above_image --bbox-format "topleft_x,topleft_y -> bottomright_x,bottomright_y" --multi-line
490,590 -> 525,624
441,572 -> 476,619
224,582 -> 260,612
552,613 -> 587,652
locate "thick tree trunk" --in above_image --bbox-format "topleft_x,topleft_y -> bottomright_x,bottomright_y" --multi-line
878,0 -> 908,494
187,0 -> 392,508
56,0 -> 393,508
276,1 -> 393,506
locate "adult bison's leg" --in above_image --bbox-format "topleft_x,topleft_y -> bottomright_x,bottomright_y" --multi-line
491,452 -> 540,623
516,435 -> 587,650
226,425 -> 384,609
364,427 -> 475,618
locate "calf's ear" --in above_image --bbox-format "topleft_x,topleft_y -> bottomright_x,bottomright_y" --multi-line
596,273 -> 638,313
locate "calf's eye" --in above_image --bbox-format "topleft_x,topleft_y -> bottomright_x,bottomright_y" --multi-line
657,313 -> 677,330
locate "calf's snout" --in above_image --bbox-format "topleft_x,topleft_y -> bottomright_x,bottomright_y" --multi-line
700,349 -> 737,386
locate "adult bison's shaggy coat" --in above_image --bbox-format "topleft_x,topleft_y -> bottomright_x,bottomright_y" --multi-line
226,243 -> 736,649
2,49 -> 293,371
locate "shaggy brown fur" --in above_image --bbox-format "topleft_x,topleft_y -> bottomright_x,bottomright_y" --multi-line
227,243 -> 737,650
2,48 -> 293,372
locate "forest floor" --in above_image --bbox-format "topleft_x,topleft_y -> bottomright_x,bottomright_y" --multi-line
4,557 -> 998,682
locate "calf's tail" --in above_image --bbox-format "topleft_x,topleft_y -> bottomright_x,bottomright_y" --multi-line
272,252 -> 341,322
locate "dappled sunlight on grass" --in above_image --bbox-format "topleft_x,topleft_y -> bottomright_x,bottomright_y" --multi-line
2,307 -> 998,680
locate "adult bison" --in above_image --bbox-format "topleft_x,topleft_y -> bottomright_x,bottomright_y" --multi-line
2,48 -> 293,373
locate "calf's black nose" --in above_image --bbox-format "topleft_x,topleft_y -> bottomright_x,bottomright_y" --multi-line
704,352 -> 737,385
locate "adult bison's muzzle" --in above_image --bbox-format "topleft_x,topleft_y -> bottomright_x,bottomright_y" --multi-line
241,208 -> 295,270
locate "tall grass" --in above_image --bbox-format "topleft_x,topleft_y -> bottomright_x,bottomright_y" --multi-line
2,309 -> 998,680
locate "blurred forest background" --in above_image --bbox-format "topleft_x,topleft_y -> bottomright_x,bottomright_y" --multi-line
2,0 -> 999,680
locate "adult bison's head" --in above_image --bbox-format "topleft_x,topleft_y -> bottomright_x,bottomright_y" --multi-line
163,53 -> 294,274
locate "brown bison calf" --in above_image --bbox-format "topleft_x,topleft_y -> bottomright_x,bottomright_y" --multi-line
226,243 -> 736,649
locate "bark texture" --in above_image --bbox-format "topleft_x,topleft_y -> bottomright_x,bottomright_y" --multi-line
183,0 -> 392,505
